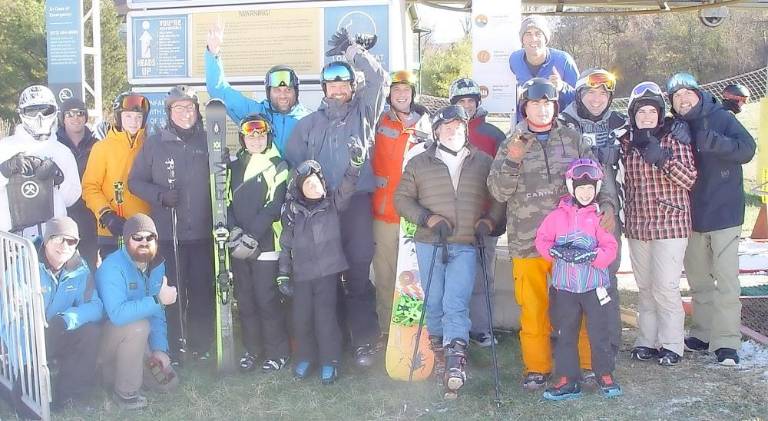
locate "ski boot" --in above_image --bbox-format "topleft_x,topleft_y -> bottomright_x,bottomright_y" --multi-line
428,336 -> 445,386
443,338 -> 468,399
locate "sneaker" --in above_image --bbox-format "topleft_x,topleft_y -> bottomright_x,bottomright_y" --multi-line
543,377 -> 582,401
684,337 -> 710,352
581,370 -> 597,389
596,373 -> 623,398
293,360 -> 312,379
239,352 -> 257,372
353,344 -> 378,368
658,348 -> 681,366
113,392 -> 148,410
714,348 -> 740,366
469,331 -> 498,348
522,372 -> 548,390
630,346 -> 660,361
262,357 -> 289,372
320,363 -> 339,385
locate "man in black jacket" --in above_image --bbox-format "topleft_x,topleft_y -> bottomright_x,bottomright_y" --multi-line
667,73 -> 756,366
128,86 -> 214,364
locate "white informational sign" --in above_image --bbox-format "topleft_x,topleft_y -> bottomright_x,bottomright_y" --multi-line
471,0 -> 520,114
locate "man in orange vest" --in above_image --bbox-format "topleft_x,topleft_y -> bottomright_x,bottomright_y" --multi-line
371,70 -> 432,336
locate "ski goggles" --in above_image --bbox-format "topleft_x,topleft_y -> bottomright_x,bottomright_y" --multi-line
267,70 -> 296,88
240,119 -> 271,136
50,235 -> 79,247
391,70 -> 417,86
630,82 -> 663,99
119,94 -> 150,113
434,105 -> 468,125
130,233 -> 157,243
322,62 -> 354,83
567,159 -> 604,181
296,160 -> 322,177
581,70 -> 616,92
64,109 -> 87,118
20,104 -> 57,118
523,81 -> 558,101
666,72 -> 699,95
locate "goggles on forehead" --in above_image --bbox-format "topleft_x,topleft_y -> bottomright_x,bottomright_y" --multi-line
267,70 -> 296,88
21,104 -> 57,118
240,119 -> 271,136
631,81 -> 663,99
296,160 -> 322,177
435,105 -> 468,123
524,82 -> 558,101
582,71 -> 616,92
570,163 -> 603,181
322,63 -> 353,82
120,95 -> 150,113
391,70 -> 417,85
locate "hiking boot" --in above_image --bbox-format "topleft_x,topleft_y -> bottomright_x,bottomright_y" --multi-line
320,363 -> 339,385
658,348 -> 681,366
113,392 -> 148,410
469,331 -> 497,348
543,377 -> 582,401
596,373 -> 623,398
684,337 -> 710,352
715,348 -> 740,366
630,346 -> 660,361
522,372 -> 548,390
262,357 -> 289,372
353,344 -> 378,368
293,361 -> 312,379
238,352 -> 257,373
444,339 -> 468,392
429,336 -> 445,385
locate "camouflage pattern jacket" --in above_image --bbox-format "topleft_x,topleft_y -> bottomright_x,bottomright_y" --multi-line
487,121 -> 618,258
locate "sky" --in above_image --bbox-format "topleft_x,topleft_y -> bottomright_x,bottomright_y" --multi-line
414,4 -> 468,43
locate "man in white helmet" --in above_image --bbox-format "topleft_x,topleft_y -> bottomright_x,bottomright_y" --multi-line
0,85 -> 81,240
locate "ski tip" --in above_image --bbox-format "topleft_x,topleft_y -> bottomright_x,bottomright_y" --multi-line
205,98 -> 226,107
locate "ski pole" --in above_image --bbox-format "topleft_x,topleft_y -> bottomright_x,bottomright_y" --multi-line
408,242 -> 439,383
113,181 -> 125,248
477,234 -> 502,407
165,158 -> 187,358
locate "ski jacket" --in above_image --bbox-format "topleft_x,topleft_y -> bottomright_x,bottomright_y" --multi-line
284,47 -> 388,193
620,127 -> 697,241
128,125 -> 213,242
278,164 -> 359,282
57,126 -> 99,244
228,147 -> 289,258
395,143 -> 505,245
39,250 -> 103,329
82,128 -> 151,239
372,104 -> 432,224
468,108 -> 505,158
675,92 -> 756,232
487,121 -> 617,258
535,196 -> 617,293
0,126 -> 81,234
508,48 -> 579,121
96,248 -> 169,352
204,49 -> 310,154
559,104 -> 627,213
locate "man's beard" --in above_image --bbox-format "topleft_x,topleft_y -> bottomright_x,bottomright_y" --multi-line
128,244 -> 156,264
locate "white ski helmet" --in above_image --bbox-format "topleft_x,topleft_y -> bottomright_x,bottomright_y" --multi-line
17,85 -> 58,140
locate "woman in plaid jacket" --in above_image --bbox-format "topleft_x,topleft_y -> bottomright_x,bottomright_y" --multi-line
620,82 -> 697,366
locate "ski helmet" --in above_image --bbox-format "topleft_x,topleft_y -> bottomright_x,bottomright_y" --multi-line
265,65 -> 300,104
628,81 -> 665,128
722,84 -> 750,114
565,158 -> 603,199
518,78 -> 559,118
431,105 -> 469,139
112,92 -> 150,131
666,72 -> 700,97
388,69 -> 418,106
294,160 -> 326,200
59,97 -> 88,125
238,113 -> 273,152
449,77 -> 481,106
17,85 -> 58,140
575,68 -> 616,119
321,61 -> 356,96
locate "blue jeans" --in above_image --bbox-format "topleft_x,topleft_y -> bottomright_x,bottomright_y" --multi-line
415,242 -> 477,346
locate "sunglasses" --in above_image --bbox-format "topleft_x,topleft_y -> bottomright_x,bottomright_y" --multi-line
64,110 -> 87,118
51,235 -> 79,247
130,233 -> 157,243
391,70 -> 417,85
296,160 -> 322,177
322,63 -> 353,83
583,71 -> 617,92
267,70 -> 296,88
240,119 -> 271,136
119,94 -> 150,113
21,104 -> 57,118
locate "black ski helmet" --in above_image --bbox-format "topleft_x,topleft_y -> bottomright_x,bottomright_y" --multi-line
321,61 -> 356,96
722,83 -> 750,114
431,104 -> 469,140
723,83 -> 750,99
265,65 -> 300,104
112,92 -> 150,131
238,113 -> 274,152
294,160 -> 326,200
518,78 -> 559,118
627,81 -> 665,128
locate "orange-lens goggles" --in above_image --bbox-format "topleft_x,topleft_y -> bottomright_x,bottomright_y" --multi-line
240,120 -> 270,136
391,70 -> 416,85
121,95 -> 150,113
585,71 -> 616,92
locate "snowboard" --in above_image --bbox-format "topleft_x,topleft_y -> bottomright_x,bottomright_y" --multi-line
205,99 -> 236,374
385,142 -> 434,381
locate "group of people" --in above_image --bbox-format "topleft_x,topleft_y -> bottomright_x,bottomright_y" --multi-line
0,13 -> 756,414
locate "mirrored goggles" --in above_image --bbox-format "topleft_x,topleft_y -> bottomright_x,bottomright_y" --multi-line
240,119 -> 271,136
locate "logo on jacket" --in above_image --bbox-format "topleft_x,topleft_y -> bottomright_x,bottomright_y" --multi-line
21,181 -> 40,198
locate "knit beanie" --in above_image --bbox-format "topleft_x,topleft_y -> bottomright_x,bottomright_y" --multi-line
44,216 -> 80,243
520,16 -> 551,44
123,213 -> 158,240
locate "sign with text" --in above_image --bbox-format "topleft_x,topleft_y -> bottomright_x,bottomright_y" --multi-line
45,0 -> 83,105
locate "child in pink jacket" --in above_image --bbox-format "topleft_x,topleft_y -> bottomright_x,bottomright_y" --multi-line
534,158 -> 619,401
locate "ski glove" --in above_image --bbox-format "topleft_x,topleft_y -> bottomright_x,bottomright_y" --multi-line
632,129 -> 656,149
276,275 -> 293,297
474,218 -> 494,238
572,249 -> 598,264
355,33 -> 378,50
425,214 -> 452,242
670,119 -> 692,145
228,232 -> 261,260
35,158 -> 64,186
349,138 -> 366,168
0,153 -> 35,178
641,141 -> 672,168
325,26 -> 355,57
159,189 -> 180,208
99,211 -> 126,237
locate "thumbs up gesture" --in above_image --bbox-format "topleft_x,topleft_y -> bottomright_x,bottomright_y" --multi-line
549,67 -> 564,92
157,276 -> 178,305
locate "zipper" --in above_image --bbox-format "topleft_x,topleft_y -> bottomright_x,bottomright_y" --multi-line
540,140 -> 552,183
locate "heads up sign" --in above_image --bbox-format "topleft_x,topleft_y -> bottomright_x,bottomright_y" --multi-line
45,0 -> 84,106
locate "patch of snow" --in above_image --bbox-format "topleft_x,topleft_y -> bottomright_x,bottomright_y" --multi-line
739,340 -> 768,368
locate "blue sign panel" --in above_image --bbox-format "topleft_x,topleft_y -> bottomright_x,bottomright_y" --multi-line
45,0 -> 83,105
143,91 -> 169,137
323,5 -> 389,70
132,15 -> 188,79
